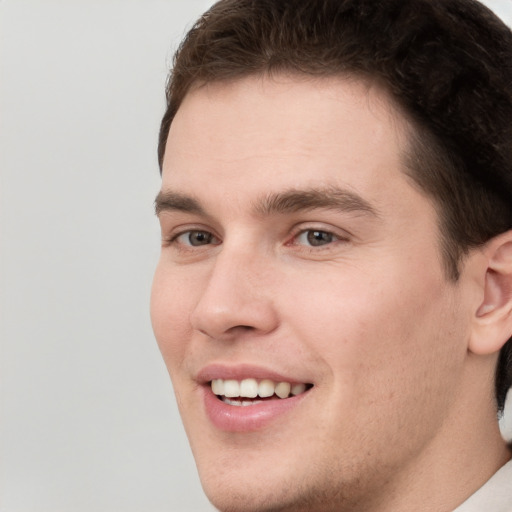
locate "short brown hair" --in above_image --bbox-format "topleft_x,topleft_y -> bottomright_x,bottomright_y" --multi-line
158,0 -> 512,411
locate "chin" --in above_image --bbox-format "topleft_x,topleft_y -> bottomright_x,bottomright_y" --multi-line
202,483 -> 305,512
202,484 -> 349,512
195,451 -> 353,512
195,452 -> 298,512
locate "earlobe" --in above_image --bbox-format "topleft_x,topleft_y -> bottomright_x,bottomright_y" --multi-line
469,232 -> 512,356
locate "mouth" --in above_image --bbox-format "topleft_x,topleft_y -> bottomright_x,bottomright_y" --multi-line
198,365 -> 314,431
210,378 -> 313,406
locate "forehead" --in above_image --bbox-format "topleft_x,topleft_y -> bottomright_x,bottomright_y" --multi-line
161,75 -> 417,214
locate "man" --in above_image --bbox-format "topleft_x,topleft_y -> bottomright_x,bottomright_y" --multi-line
150,0 -> 512,510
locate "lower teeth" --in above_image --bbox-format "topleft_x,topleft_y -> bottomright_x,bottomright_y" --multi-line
222,397 -> 263,406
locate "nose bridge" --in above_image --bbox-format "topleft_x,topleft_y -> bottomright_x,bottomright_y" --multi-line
190,240 -> 278,339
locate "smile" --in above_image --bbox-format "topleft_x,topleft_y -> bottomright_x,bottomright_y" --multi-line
199,366 -> 314,431
211,378 -> 311,406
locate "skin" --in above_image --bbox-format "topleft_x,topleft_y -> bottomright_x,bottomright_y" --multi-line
151,75 -> 511,512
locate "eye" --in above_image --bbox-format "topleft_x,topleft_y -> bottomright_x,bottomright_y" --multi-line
295,229 -> 338,247
175,230 -> 219,247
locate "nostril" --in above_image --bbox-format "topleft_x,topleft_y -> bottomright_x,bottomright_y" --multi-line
196,324 -> 254,340
227,325 -> 256,334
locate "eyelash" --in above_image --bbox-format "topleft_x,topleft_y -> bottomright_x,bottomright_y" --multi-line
288,229 -> 344,249
163,226 -> 347,252
168,230 -> 221,248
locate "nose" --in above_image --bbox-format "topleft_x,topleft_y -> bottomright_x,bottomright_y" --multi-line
190,245 -> 279,341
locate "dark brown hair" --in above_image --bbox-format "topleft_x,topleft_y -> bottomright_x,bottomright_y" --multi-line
158,0 -> 512,412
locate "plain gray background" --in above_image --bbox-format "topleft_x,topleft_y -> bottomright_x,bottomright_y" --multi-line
1,1 -> 511,511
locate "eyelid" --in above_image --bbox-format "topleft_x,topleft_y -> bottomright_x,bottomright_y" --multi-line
160,221 -> 351,252
174,229 -> 220,246
161,224 -> 222,248
287,223 -> 352,246
294,230 -> 339,246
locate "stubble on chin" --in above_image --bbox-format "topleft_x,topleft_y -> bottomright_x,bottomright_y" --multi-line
202,460 -> 377,512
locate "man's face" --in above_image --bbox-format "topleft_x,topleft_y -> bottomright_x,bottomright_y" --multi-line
151,76 -> 474,511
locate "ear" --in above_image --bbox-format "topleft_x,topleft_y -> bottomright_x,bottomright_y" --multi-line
469,231 -> 512,356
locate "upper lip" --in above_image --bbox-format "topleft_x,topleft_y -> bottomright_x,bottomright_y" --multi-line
197,363 -> 312,385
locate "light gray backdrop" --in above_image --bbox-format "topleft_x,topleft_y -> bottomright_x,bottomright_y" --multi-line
1,1 -> 511,511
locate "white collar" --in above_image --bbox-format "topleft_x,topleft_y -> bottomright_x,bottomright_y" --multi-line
453,459 -> 512,511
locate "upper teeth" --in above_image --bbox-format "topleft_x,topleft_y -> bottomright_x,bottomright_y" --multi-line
211,378 -> 307,399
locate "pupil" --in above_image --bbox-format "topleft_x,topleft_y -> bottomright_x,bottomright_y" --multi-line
307,230 -> 332,246
190,231 -> 211,246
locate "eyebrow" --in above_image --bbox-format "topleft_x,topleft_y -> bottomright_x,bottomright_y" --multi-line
253,187 -> 379,218
154,191 -> 205,216
155,186 -> 379,218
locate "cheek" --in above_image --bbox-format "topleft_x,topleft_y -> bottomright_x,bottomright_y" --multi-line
284,261 -> 465,400
150,261 -> 197,367
280,264 -> 468,467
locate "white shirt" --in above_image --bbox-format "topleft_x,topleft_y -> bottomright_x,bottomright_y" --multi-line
453,459 -> 512,511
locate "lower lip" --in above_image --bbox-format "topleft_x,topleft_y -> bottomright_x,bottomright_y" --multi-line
203,387 -> 308,432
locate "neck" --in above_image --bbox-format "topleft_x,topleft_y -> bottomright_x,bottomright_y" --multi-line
360,373 -> 511,512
